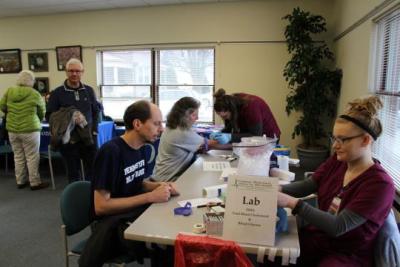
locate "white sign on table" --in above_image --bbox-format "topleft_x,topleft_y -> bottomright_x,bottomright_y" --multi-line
223,175 -> 278,246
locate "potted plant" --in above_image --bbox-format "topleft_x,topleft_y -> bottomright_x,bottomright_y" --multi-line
283,8 -> 342,171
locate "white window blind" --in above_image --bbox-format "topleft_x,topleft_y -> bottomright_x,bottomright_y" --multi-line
158,49 -> 214,122
100,50 -> 152,120
98,48 -> 215,122
372,8 -> 400,191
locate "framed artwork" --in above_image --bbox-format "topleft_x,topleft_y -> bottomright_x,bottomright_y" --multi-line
0,49 -> 22,74
34,77 -> 49,95
55,45 -> 82,71
28,52 -> 48,72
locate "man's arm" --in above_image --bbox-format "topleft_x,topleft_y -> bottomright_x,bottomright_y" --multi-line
94,183 -> 172,216
88,86 -> 99,133
45,91 -> 59,122
143,180 -> 179,196
37,93 -> 46,121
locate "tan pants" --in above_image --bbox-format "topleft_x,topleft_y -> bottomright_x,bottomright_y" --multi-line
8,132 -> 42,186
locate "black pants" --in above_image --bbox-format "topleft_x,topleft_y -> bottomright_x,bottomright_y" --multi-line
79,206 -> 150,267
59,141 -> 97,183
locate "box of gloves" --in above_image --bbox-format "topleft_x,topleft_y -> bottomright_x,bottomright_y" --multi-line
203,212 -> 224,236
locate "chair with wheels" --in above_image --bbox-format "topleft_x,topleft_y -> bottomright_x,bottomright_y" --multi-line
60,181 -> 135,267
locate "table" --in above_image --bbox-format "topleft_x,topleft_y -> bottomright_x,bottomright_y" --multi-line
40,121 -> 115,152
124,150 -> 300,262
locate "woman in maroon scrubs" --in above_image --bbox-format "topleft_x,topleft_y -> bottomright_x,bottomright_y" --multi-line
213,88 -> 280,143
278,95 -> 395,267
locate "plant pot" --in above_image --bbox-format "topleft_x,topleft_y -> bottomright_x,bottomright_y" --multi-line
296,144 -> 329,171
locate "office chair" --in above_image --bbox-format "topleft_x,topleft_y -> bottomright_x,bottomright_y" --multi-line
60,181 -> 135,267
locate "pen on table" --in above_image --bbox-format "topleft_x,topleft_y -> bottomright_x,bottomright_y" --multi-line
197,202 -> 225,208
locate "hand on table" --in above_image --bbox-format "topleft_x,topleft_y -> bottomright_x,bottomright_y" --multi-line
277,192 -> 298,209
165,182 -> 179,196
148,183 -> 171,203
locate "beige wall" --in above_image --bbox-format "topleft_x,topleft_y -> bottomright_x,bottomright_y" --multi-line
332,0 -> 397,113
0,0 -> 334,153
332,0 -> 386,35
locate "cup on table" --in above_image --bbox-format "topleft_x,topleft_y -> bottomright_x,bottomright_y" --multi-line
277,155 -> 289,171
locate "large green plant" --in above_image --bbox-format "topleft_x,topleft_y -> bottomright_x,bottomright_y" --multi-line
283,8 -> 342,148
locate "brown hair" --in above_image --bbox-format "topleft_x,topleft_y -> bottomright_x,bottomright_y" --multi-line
338,95 -> 383,139
167,97 -> 200,130
213,88 -> 245,132
123,100 -> 151,130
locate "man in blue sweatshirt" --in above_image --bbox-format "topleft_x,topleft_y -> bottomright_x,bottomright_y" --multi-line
46,58 -> 99,182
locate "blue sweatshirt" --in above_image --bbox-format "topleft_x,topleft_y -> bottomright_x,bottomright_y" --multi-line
46,80 -> 99,131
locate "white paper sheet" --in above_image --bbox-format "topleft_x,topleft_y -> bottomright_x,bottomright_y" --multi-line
203,161 -> 231,171
219,167 -> 238,181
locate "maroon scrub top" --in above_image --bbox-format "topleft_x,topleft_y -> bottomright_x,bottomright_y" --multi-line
302,155 -> 395,267
236,93 -> 281,139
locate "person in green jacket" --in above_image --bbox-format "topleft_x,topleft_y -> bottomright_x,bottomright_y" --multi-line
0,70 -> 49,190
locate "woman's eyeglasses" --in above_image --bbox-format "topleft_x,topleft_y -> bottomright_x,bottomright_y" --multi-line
330,133 -> 364,145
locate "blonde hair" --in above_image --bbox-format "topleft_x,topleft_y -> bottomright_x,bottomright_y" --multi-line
16,70 -> 35,87
338,95 -> 383,139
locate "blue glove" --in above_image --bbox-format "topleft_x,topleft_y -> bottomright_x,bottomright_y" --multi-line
209,132 -> 220,140
209,132 -> 231,144
275,207 -> 288,233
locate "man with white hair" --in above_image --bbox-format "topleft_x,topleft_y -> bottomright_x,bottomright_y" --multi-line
0,70 -> 48,190
46,58 -> 99,183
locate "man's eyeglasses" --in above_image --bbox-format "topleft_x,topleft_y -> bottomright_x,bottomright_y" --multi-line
67,70 -> 83,74
330,133 -> 364,145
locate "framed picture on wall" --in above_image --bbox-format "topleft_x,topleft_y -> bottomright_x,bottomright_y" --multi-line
55,45 -> 82,71
28,52 -> 49,72
34,77 -> 49,95
0,49 -> 22,74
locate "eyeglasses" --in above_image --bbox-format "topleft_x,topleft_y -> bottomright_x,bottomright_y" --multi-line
330,133 -> 364,145
67,70 -> 83,74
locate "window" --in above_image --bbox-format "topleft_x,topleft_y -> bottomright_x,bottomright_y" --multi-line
99,48 -> 215,122
372,8 -> 400,191
100,51 -> 152,120
158,49 -> 214,122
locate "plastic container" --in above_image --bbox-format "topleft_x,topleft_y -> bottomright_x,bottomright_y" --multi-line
233,135 -> 277,176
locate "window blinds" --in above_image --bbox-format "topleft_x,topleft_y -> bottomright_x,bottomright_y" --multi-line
372,8 -> 400,191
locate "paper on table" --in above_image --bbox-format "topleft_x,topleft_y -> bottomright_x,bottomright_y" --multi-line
177,197 -> 222,208
203,161 -> 231,171
219,167 -> 238,181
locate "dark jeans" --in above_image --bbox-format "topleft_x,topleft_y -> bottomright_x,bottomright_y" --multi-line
79,206 -> 150,267
59,141 -> 97,183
